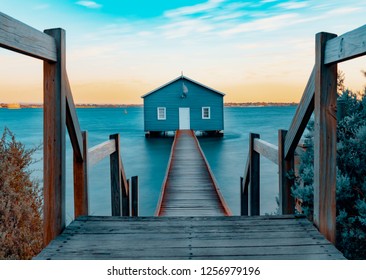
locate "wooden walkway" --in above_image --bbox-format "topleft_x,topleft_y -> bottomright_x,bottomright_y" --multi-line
35,129 -> 345,260
35,215 -> 345,260
156,130 -> 231,216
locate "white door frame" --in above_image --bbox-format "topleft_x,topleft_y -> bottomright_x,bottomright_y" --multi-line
179,108 -> 190,130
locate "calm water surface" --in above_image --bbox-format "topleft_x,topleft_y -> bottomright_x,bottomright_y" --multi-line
0,106 -> 296,222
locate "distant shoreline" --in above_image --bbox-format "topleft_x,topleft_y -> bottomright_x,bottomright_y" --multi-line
0,102 -> 298,109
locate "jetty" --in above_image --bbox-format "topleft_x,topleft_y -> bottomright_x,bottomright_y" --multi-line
156,130 -> 231,217
1,11 -> 364,260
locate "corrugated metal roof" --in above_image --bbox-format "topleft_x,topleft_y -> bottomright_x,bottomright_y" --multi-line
141,75 -> 225,98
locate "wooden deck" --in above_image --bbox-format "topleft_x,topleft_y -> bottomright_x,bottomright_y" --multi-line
35,215 -> 345,260
156,130 -> 231,216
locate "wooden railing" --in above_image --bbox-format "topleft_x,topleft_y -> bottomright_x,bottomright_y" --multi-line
240,24 -> 366,244
0,12 -> 137,246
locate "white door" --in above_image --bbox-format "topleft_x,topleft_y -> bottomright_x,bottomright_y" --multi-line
179,108 -> 190,130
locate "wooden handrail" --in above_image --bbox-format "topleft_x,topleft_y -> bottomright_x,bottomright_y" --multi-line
324,24 -> 366,65
284,66 -> 315,159
0,12 -> 57,62
240,154 -> 250,216
253,138 -> 278,165
1,11 -> 134,247
88,139 -> 116,166
65,72 -> 83,161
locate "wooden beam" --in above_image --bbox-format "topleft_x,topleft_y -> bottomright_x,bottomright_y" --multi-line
43,28 -> 66,246
325,24 -> 366,65
119,148 -> 130,217
65,73 -> 83,161
0,12 -> 57,62
253,138 -> 278,165
110,134 -> 122,216
131,176 -> 139,217
88,139 -> 116,167
74,131 -> 88,218
241,151 -> 250,216
314,32 -> 338,244
249,133 -> 260,216
240,161 -> 249,216
284,67 -> 315,159
278,129 -> 295,215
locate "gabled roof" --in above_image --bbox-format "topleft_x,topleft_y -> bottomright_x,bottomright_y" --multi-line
141,75 -> 225,98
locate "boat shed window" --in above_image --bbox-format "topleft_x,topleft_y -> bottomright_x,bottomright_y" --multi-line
157,107 -> 166,120
202,107 -> 211,119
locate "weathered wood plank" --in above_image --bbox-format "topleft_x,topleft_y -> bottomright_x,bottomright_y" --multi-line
43,28 -> 66,246
284,66 -> 315,159
74,131 -> 88,217
88,139 -> 116,166
35,215 -> 345,260
0,12 -> 57,61
253,138 -> 278,164
278,129 -> 294,214
65,72 -> 83,161
109,134 -> 122,216
249,133 -> 260,215
314,32 -> 338,243
325,24 -> 366,64
192,131 -> 231,216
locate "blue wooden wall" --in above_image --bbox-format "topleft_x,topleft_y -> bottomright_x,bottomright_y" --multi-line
143,77 -> 224,132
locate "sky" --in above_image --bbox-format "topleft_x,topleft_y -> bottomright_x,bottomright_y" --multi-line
1,0 -> 366,104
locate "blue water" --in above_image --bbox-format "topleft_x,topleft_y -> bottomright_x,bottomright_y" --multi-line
0,106 -> 296,222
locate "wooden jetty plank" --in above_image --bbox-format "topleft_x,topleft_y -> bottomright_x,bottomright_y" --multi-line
35,215 -> 345,260
156,130 -> 231,216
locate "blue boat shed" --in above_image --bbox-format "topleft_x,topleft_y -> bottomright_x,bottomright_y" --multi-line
141,75 -> 225,136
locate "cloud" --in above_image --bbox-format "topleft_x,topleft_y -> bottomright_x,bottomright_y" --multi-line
277,1 -> 308,10
76,1 -> 102,9
164,0 -> 225,18
33,4 -> 50,10
223,13 -> 299,35
326,7 -> 362,15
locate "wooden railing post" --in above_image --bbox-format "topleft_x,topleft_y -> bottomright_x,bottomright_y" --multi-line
278,129 -> 295,214
131,176 -> 139,217
249,133 -> 260,216
74,131 -> 88,217
110,134 -> 122,216
43,28 -> 66,246
314,32 -> 338,243
240,176 -> 248,216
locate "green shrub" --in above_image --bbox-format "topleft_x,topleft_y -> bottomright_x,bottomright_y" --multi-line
292,89 -> 366,259
0,128 -> 43,259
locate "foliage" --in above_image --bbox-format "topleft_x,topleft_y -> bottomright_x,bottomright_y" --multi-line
0,128 -> 43,259
292,87 -> 366,259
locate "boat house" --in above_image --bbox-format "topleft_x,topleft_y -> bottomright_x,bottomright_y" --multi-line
141,75 -> 225,136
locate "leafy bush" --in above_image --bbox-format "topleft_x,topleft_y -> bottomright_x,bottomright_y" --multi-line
292,89 -> 366,259
0,128 -> 43,259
